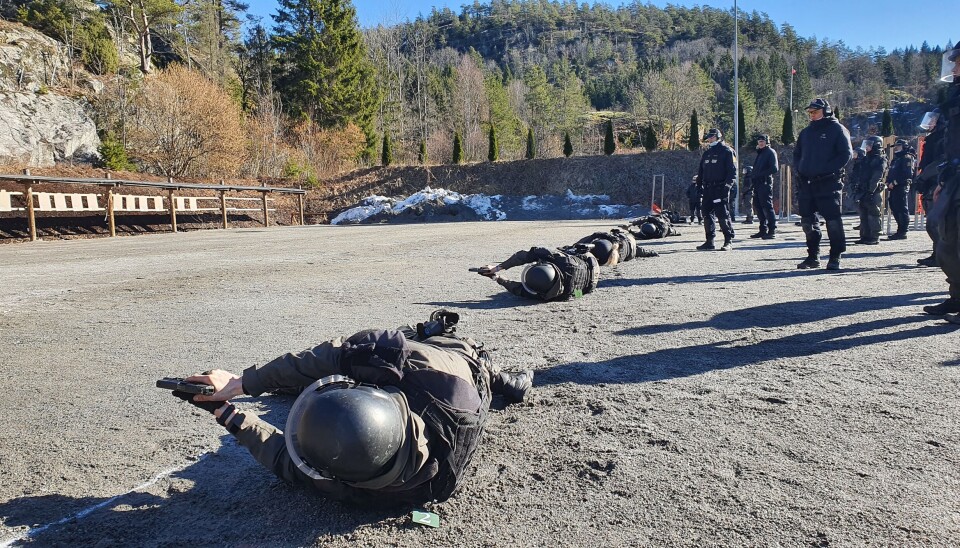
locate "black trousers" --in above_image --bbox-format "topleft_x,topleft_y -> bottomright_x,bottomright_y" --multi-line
798,178 -> 845,258
741,186 -> 754,218
688,199 -> 701,222
888,187 -> 910,235
922,188 -> 940,252
753,184 -> 776,234
858,191 -> 882,242
702,185 -> 734,242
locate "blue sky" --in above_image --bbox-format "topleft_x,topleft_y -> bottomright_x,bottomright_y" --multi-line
245,0 -> 954,53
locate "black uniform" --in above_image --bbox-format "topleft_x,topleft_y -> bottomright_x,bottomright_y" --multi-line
857,148 -> 887,244
686,181 -> 702,223
626,214 -> 678,240
847,153 -> 864,213
495,247 -> 599,301
887,146 -> 916,237
728,178 -> 739,221
575,229 -> 652,263
751,146 -> 779,236
793,116 -> 854,259
917,126 -> 945,255
697,142 -> 737,244
934,79 -> 960,305
740,171 -> 754,223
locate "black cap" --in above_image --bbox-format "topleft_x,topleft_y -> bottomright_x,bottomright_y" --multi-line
806,98 -> 830,111
703,128 -> 722,140
757,134 -> 770,143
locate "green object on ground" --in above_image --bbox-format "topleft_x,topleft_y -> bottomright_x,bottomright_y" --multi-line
411,510 -> 440,528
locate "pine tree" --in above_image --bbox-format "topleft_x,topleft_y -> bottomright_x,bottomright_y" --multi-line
488,125 -> 499,162
272,0 -> 380,156
563,131 -> 573,157
525,127 -> 536,159
381,133 -> 392,166
881,108 -> 894,136
604,120 -> 616,155
453,131 -> 463,164
418,140 -> 427,165
688,110 -> 700,150
781,108 -> 796,145
643,124 -> 657,151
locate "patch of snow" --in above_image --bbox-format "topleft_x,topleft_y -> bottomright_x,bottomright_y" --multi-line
331,187 -> 506,224
565,189 -> 610,204
522,196 -> 544,211
330,195 -> 393,225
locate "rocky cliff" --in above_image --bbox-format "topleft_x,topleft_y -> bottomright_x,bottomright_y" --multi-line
0,20 -> 100,167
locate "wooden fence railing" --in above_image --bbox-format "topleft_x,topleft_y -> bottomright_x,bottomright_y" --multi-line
0,171 -> 307,241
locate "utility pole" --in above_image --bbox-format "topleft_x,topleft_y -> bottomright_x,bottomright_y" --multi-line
733,0 -> 740,218
789,66 -> 794,114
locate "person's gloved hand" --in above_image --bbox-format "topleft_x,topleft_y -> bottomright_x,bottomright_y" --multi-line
172,390 -> 224,413
477,264 -> 498,278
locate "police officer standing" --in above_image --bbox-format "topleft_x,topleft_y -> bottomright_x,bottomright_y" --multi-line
856,135 -> 887,246
885,138 -> 916,239
793,98 -> 854,269
926,46 -> 960,319
686,175 -> 702,224
915,110 -> 944,266
476,245 -> 599,301
696,128 -> 737,251
749,134 -> 779,239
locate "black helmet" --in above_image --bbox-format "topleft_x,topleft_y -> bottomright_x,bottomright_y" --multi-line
757,134 -> 770,144
588,238 -> 617,265
286,376 -> 404,483
640,222 -> 659,238
742,165 -> 753,175
703,128 -> 722,141
521,263 -> 558,295
894,138 -> 908,148
864,135 -> 883,152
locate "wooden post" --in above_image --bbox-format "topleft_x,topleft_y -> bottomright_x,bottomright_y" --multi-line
261,181 -> 269,227
298,187 -> 305,225
219,179 -> 228,229
23,168 -> 36,241
106,172 -> 116,237
167,177 -> 177,233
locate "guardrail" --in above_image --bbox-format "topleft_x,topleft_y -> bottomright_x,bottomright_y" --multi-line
0,171 -> 307,241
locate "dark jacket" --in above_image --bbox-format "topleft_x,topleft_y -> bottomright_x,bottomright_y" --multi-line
860,151 -> 887,197
697,142 -> 737,187
686,182 -> 701,201
945,81 -> 960,162
887,149 -> 916,190
793,116 -> 853,180
751,146 -> 779,187
916,127 -> 945,193
496,247 -> 598,301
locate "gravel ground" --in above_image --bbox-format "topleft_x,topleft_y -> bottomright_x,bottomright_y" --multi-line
1,218 -> 958,547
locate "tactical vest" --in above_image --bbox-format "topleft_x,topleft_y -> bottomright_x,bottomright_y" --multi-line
333,330 -> 491,506
545,251 -> 597,297
611,230 -> 637,262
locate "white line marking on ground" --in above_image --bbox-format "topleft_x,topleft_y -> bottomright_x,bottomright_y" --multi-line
0,453 -> 210,548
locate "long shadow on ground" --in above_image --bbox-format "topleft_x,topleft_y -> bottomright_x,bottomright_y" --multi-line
604,263 -> 917,288
537,292 -> 956,386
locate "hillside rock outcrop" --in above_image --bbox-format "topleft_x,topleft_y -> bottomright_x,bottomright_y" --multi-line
0,21 -> 100,166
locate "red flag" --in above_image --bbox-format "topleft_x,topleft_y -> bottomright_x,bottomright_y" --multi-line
651,203 -> 661,214
791,68 -> 796,74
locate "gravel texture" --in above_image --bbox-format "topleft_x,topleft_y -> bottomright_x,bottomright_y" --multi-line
0,218 -> 958,547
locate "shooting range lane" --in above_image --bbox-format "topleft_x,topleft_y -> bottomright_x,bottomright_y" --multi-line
0,219 -> 957,546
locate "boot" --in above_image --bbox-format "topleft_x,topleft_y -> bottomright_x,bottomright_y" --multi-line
761,229 -> 776,240
741,216 -> 754,225
797,255 -> 821,269
749,231 -> 766,239
492,370 -> 534,403
923,299 -> 960,316
826,254 -> 841,271
720,238 -> 733,251
886,233 -> 907,241
696,240 -> 716,251
854,239 -> 879,245
917,254 -> 937,267
945,313 -> 960,325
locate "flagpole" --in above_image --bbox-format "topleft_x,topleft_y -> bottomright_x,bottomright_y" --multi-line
733,0 -> 740,218
789,67 -> 794,114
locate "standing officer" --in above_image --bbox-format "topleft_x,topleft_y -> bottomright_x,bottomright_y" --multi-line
855,136 -> 887,246
926,46 -> 960,318
696,128 -> 737,251
885,138 -> 916,240
749,134 -> 779,239
172,316 -> 533,506
740,166 -> 755,224
916,110 -> 944,266
793,98 -> 854,270
686,175 -> 702,224
476,245 -> 599,301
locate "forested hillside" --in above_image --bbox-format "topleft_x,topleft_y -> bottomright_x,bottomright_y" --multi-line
0,0 -> 952,183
